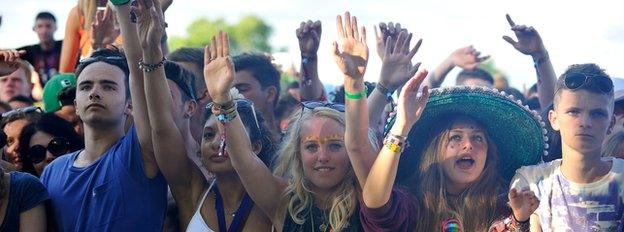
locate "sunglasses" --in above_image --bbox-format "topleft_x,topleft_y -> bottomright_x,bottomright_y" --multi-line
78,56 -> 124,65
563,73 -> 613,93
301,101 -> 345,112
26,137 -> 70,164
206,99 -> 261,156
1,106 -> 43,120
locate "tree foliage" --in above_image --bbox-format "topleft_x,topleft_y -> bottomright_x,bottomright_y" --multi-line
168,15 -> 273,53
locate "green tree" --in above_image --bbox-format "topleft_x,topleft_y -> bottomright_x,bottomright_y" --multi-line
168,15 -> 273,53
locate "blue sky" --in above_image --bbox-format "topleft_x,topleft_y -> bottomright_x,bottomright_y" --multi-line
1,0 -> 623,90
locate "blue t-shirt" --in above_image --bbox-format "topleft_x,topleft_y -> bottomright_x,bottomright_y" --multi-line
0,172 -> 49,231
40,126 -> 167,231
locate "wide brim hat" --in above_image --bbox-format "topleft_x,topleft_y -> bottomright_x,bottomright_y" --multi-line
388,86 -> 547,183
43,73 -> 76,113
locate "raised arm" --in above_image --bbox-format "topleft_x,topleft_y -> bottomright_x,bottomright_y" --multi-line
59,7 -> 81,73
204,31 -> 287,222
424,45 -> 489,88
503,14 -> 556,108
111,1 -> 156,178
332,12 -> 376,187
297,20 -> 325,101
90,6 -> 121,51
363,70 -> 429,208
368,23 -> 423,136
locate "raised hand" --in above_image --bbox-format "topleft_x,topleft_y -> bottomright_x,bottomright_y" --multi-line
204,31 -> 235,104
0,49 -> 25,76
379,30 -> 422,91
332,11 -> 368,80
450,45 -> 489,70
91,6 -> 120,49
508,187 -> 539,222
297,20 -> 322,57
391,69 -> 429,136
374,22 -> 407,60
503,14 -> 547,59
136,0 -> 165,49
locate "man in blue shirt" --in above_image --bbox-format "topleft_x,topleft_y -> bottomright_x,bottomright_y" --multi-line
40,47 -> 166,231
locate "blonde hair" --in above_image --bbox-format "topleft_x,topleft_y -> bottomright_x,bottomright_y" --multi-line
77,0 -> 97,29
273,107 -> 358,231
411,116 -> 501,231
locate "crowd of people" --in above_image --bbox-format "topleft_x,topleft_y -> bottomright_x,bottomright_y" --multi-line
0,0 -> 623,231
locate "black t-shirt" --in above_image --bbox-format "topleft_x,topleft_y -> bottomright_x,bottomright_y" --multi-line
18,40 -> 63,85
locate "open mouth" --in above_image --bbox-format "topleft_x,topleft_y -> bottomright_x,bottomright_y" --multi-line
314,166 -> 334,173
455,156 -> 475,170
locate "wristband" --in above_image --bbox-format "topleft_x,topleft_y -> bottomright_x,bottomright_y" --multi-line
383,133 -> 407,153
532,52 -> 549,67
344,85 -> 368,100
110,0 -> 131,5
376,82 -> 394,102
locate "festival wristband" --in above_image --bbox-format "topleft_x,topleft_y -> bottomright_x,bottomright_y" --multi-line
383,133 -> 407,153
376,82 -> 394,102
110,0 -> 131,5
344,85 -> 368,100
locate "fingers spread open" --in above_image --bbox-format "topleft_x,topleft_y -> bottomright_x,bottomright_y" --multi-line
216,31 -> 223,57
344,12 -> 353,38
336,15 -> 345,38
210,36 -> 217,59
506,14 -> 516,27
352,16 -> 360,40
222,31 -> 230,56
360,26 -> 367,44
502,35 -> 517,46
407,38 -> 422,60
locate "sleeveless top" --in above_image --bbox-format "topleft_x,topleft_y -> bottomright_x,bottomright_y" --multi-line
282,203 -> 361,232
186,179 -> 217,232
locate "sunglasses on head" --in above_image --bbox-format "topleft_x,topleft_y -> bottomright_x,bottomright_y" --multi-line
1,106 -> 42,119
300,101 -> 345,112
78,56 -> 124,65
206,99 -> 261,131
26,137 -> 70,164
563,73 -> 613,94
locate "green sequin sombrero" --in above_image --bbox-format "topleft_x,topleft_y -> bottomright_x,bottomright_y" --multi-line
386,86 -> 547,183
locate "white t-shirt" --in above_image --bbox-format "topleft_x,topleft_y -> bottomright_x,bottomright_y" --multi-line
510,157 -> 624,232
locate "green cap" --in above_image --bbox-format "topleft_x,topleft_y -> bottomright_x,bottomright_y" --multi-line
110,0 -> 131,5
43,73 -> 76,112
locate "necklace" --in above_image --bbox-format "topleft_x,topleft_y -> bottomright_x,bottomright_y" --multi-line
309,203 -> 330,232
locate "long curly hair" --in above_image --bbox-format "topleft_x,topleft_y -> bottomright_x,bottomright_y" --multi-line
273,107 -> 358,231
409,116 -> 501,231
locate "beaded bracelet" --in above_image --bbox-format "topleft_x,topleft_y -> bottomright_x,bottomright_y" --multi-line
344,85 -> 368,100
376,82 -> 394,102
138,57 -> 166,73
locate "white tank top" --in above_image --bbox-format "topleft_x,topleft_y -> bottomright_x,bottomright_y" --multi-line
186,179 -> 217,232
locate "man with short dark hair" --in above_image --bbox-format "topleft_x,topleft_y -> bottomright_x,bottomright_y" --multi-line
168,47 -> 208,143
233,53 -> 281,137
18,12 -> 63,84
39,48 -> 167,231
511,63 -> 624,231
